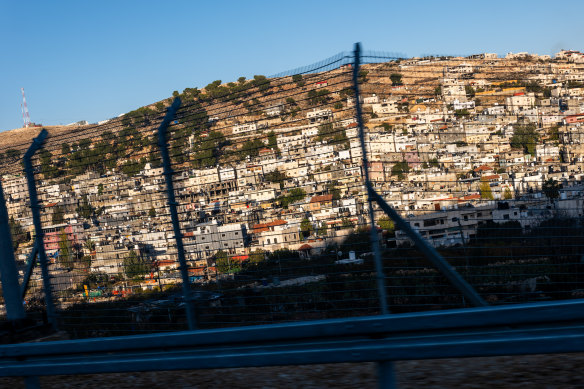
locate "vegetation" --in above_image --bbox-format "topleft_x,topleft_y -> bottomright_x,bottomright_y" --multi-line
278,188 -> 306,208
510,123 -> 538,156
390,73 -> 403,86
479,180 -> 494,200
542,178 -> 560,201
391,161 -> 409,180
9,217 -> 28,250
123,250 -> 150,279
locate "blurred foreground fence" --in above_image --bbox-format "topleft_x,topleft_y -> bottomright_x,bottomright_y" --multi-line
1,42 -> 584,351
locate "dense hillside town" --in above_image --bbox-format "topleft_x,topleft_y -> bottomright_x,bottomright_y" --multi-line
3,49 -> 584,302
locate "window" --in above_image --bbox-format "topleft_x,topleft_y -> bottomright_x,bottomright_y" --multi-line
274,238 -> 278,244
267,239 -> 271,244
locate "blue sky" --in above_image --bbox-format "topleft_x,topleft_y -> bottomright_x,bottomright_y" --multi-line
1,0 -> 583,132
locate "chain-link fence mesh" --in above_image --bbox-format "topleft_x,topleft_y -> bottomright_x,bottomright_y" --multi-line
1,48 -> 584,338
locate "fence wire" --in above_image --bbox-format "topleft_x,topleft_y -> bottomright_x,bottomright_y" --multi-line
1,48 -> 584,337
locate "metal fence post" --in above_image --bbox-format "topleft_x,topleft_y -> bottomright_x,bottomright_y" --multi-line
353,42 -> 396,389
0,179 -> 26,321
23,129 -> 58,330
353,42 -> 389,315
157,97 -> 197,330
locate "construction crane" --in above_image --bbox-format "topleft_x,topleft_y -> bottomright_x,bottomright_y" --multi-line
21,88 -> 31,128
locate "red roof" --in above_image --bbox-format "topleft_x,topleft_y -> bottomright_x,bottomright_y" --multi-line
310,194 -> 333,204
513,92 -> 525,96
482,174 -> 500,181
347,123 -> 358,128
258,148 -> 273,154
458,194 -> 481,201
299,244 -> 312,250
474,165 -> 493,172
252,219 -> 287,233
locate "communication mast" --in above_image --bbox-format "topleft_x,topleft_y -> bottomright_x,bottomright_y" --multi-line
21,88 -> 31,128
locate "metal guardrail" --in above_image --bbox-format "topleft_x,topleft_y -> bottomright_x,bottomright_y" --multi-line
0,299 -> 583,385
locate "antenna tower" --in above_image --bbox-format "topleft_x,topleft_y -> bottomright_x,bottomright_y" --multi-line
21,88 -> 31,128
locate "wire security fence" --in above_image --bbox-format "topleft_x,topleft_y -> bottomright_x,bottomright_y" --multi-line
1,46 -> 584,337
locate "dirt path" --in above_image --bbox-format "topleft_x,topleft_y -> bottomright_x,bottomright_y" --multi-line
1,353 -> 582,388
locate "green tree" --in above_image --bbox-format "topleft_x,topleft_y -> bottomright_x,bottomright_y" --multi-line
503,187 -> 513,200
76,194 -> 95,219
390,73 -> 403,86
465,85 -> 476,98
215,250 -> 232,273
52,205 -> 65,225
479,180 -> 494,200
510,124 -> 539,156
248,249 -> 265,265
61,143 -> 71,155
300,218 -> 313,238
317,223 -> 328,236
98,183 -> 104,195
58,229 -> 74,269
123,250 -> 149,279
378,216 -> 395,231
148,207 -> 156,218
542,178 -> 560,202
9,217 -> 28,250
279,187 -> 306,208
84,238 -> 95,254
292,74 -> 303,83
267,131 -> 278,150
391,161 -> 409,180
264,170 -> 287,189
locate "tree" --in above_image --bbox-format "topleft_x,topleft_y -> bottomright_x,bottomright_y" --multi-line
317,223 -> 328,236
123,250 -> 150,279
503,187 -> 513,200
98,183 -> 104,195
510,124 -> 539,156
391,161 -> 409,180
215,250 -> 231,273
84,238 -> 95,254
542,178 -> 560,202
267,131 -> 278,151
300,218 -> 313,238
148,207 -> 156,218
61,143 -> 71,155
279,188 -> 306,208
76,194 -> 95,219
58,229 -> 74,270
390,73 -> 403,86
479,180 -> 494,200
264,170 -> 287,189
341,218 -> 355,229
465,85 -> 476,99
292,74 -> 303,83
9,217 -> 28,250
52,205 -> 65,225
248,249 -> 265,265
378,216 -> 394,231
